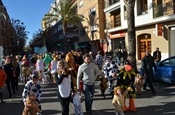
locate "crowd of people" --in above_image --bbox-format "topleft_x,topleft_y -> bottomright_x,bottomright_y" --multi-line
0,47 -> 161,115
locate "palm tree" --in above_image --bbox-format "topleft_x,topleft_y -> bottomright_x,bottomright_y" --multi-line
84,13 -> 99,42
44,0 -> 83,52
124,0 -> 137,72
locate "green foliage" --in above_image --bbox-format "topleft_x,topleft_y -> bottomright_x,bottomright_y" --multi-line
11,19 -> 29,54
43,0 -> 84,52
44,0 -> 83,29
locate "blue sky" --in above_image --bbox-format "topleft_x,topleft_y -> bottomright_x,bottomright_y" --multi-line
3,0 -> 54,40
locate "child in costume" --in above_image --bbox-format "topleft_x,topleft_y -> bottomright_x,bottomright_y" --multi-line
103,56 -> 119,97
134,73 -> 144,95
100,76 -> 108,98
112,86 -> 132,115
117,60 -> 137,112
22,95 -> 41,115
73,91 -> 84,115
22,73 -> 42,115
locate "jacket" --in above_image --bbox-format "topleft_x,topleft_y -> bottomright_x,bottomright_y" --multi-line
0,69 -> 7,88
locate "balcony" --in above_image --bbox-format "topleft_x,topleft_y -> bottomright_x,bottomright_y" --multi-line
105,0 -> 120,8
153,1 -> 175,18
106,19 -> 121,29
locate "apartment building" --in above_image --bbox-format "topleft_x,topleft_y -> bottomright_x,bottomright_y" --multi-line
76,0 -> 106,53
41,0 -> 79,52
104,0 -> 175,60
0,0 -> 15,55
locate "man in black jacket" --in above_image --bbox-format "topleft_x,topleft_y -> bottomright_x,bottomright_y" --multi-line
153,47 -> 161,63
141,50 -> 157,94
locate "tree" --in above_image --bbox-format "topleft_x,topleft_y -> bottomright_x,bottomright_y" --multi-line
28,29 -> 43,50
11,19 -> 29,54
85,13 -> 99,42
44,0 -> 83,52
124,0 -> 137,72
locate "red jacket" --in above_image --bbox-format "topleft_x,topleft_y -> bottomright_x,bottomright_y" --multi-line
0,69 -> 7,88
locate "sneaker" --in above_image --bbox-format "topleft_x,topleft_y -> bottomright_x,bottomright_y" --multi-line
143,88 -> 150,91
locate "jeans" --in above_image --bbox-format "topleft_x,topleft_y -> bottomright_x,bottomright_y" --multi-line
83,84 -> 95,113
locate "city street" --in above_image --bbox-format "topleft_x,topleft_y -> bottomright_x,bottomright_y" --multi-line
0,79 -> 175,115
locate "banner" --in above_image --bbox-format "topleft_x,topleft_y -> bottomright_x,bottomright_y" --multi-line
34,45 -> 47,54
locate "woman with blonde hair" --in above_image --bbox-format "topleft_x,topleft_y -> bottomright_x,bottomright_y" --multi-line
57,60 -> 74,115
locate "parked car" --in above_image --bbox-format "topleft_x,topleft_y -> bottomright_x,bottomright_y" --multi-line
154,56 -> 175,84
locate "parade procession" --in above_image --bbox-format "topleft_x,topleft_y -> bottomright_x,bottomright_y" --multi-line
0,0 -> 175,115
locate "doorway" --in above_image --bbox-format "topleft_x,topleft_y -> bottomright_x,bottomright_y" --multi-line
140,39 -> 151,59
138,34 -> 151,60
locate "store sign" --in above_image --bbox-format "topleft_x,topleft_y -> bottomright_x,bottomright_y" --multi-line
156,24 -> 163,36
110,32 -> 125,38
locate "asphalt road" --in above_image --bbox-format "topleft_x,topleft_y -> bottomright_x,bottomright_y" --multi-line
0,80 -> 175,115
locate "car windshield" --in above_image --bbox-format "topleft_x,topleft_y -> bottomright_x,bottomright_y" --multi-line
161,58 -> 175,66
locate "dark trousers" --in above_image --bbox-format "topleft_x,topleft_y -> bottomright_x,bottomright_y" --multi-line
57,91 -> 71,115
143,77 -> 155,93
14,74 -> 19,90
6,78 -> 15,97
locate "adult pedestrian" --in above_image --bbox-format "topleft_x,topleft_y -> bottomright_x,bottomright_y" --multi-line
153,47 -> 161,63
36,55 -> 46,84
4,56 -> 15,98
49,56 -> 58,83
95,50 -> 104,70
57,60 -> 74,115
22,73 -> 42,115
142,50 -> 157,94
0,66 -> 7,103
12,56 -> 20,90
77,53 -> 102,114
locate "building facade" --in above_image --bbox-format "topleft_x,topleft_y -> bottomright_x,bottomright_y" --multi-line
104,0 -> 175,61
76,0 -> 106,53
0,0 -> 15,55
41,0 -> 79,52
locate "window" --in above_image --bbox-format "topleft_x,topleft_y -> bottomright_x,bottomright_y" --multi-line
161,58 -> 175,66
124,6 -> 127,20
137,0 -> 148,15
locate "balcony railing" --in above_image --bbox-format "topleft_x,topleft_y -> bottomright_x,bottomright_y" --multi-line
106,19 -> 121,29
105,0 -> 120,8
153,1 -> 175,18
